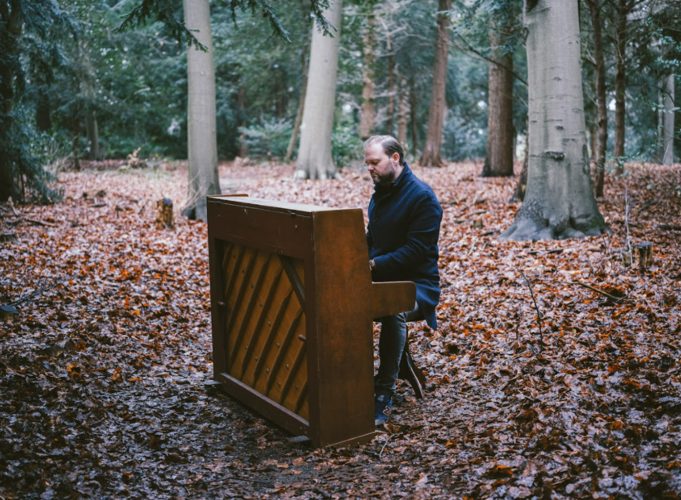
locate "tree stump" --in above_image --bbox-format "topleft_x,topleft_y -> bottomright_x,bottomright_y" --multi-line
636,241 -> 653,271
156,198 -> 174,229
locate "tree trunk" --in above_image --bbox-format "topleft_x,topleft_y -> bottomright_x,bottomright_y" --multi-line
0,0 -> 22,202
182,0 -> 220,221
386,50 -> 396,135
662,74 -> 675,165
410,77 -> 418,155
613,0 -> 627,169
420,0 -> 451,167
511,148 -> 528,202
284,26 -> 311,163
397,77 -> 409,147
482,20 -> 514,177
79,40 -> 100,161
295,0 -> 343,180
587,0 -> 607,197
85,108 -> 100,160
502,0 -> 606,241
358,6 -> 376,140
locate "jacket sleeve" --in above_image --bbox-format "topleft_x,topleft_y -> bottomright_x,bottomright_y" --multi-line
371,192 -> 442,279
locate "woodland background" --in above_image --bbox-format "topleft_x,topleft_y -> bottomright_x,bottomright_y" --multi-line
1,0 -> 680,498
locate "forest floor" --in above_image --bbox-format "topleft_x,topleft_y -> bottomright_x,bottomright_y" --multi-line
1,160 -> 680,498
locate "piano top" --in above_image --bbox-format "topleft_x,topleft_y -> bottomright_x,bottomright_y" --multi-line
208,195 -> 349,216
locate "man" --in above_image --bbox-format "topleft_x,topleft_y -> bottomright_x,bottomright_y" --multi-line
364,135 -> 443,426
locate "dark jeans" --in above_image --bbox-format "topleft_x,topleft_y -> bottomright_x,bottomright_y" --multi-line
375,304 -> 421,398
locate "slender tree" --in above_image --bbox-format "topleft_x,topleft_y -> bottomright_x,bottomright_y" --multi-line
587,0 -> 607,197
182,0 -> 220,220
502,0 -> 606,240
77,39 -> 101,160
295,0 -> 343,179
612,0 -> 629,168
420,0 -> 451,167
482,7 -> 514,177
661,73 -> 675,164
385,38 -> 396,135
358,2 -> 377,140
397,76 -> 409,146
284,23 -> 311,163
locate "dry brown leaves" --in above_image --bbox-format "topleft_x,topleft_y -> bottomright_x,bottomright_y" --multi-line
1,161 -> 679,498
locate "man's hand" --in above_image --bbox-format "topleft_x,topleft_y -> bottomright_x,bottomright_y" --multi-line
369,259 -> 376,271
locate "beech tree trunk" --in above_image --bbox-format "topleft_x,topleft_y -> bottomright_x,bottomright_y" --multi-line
587,0 -> 607,197
614,0 -> 627,169
661,74 -> 675,165
284,27 -> 311,163
295,0 -> 343,180
182,0 -> 220,221
419,0 -> 451,167
358,6 -> 376,140
502,0 -> 606,240
482,20 -> 514,177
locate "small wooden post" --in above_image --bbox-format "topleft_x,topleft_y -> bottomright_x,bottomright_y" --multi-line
636,241 -> 653,271
156,198 -> 174,229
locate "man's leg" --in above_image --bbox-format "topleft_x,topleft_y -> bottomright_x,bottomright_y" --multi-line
375,312 -> 408,398
374,312 -> 407,425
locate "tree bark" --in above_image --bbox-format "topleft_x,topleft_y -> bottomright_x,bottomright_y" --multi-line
295,0 -> 343,180
78,40 -> 100,161
182,0 -> 220,221
0,0 -> 22,202
84,109 -> 100,160
284,27 -> 311,163
410,77 -> 418,154
419,0 -> 451,167
502,0 -> 606,241
587,0 -> 607,197
358,6 -> 376,140
397,77 -> 409,147
482,19 -> 514,177
613,0 -> 627,169
511,149 -> 529,202
386,50 -> 396,135
662,74 -> 675,165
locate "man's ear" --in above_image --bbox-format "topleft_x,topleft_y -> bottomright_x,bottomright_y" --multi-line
391,152 -> 400,163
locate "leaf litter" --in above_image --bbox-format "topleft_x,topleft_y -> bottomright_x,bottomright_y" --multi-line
1,161 -> 680,498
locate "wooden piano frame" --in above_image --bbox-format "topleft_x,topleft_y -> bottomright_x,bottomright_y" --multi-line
207,195 -> 415,447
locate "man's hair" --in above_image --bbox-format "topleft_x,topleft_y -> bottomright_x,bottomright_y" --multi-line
364,135 -> 405,166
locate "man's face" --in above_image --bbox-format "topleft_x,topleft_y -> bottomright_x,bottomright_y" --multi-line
364,143 -> 401,186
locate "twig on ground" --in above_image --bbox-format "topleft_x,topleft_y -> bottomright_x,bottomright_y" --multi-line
520,271 -> 544,352
378,434 -> 393,459
572,280 -> 628,302
25,218 -> 58,227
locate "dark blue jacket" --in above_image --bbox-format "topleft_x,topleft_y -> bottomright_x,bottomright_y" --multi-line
367,163 -> 443,329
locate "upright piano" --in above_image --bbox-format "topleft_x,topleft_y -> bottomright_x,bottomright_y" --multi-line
207,195 -> 415,447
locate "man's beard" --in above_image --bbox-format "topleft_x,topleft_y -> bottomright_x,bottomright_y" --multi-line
372,170 -> 396,186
